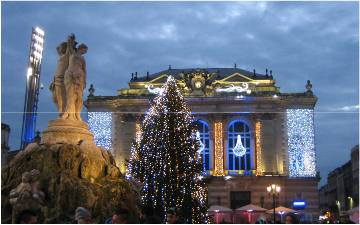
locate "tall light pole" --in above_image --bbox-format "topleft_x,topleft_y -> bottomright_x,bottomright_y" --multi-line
20,27 -> 45,149
267,184 -> 280,223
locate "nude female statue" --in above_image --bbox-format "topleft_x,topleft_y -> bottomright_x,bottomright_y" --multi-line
62,34 -> 88,121
49,42 -> 69,117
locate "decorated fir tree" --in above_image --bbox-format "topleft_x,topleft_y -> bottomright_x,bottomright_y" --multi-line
126,76 -> 208,223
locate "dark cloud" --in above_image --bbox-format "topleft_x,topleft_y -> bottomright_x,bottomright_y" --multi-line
1,1 -> 358,188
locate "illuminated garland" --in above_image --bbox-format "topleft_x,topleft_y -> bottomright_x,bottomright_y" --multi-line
216,83 -> 249,92
214,122 -> 224,176
136,123 -> 141,143
87,112 -> 112,150
287,109 -> 316,177
256,122 -> 262,175
145,84 -> 164,94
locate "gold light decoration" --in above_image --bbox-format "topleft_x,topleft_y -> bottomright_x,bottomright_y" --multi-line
256,122 -> 262,175
136,123 -> 141,143
214,122 -> 224,176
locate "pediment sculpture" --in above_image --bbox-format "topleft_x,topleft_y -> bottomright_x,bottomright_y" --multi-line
179,68 -> 219,91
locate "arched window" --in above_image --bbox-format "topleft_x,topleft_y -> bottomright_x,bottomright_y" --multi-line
228,120 -> 252,170
195,120 -> 211,171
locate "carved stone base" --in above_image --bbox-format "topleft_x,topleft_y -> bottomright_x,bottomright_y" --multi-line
41,118 -> 94,143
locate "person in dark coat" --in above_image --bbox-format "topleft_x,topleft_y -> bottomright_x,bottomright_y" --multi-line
105,208 -> 130,224
16,209 -> 38,224
285,212 -> 299,224
140,204 -> 162,224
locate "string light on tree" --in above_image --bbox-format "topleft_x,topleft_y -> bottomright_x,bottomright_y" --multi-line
127,76 -> 209,224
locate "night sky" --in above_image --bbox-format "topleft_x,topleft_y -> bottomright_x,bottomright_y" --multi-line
1,1 -> 358,188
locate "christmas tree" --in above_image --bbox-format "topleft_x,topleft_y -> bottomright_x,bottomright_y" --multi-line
126,76 -> 208,223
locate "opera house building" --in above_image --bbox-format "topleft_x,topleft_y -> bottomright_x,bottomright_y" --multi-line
84,66 -> 319,222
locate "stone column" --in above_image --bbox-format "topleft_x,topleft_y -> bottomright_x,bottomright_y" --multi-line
260,113 -> 277,174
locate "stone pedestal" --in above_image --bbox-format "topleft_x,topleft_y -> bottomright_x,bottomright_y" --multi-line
41,118 -> 94,143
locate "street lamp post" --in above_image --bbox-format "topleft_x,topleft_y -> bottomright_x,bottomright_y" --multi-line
279,211 -> 285,223
267,184 -> 281,223
348,197 -> 353,210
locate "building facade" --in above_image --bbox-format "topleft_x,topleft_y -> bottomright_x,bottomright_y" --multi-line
350,145 -> 359,209
318,145 -> 359,221
1,123 -> 11,166
84,66 -> 320,222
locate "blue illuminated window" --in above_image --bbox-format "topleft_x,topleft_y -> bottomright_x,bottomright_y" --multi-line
195,120 -> 211,171
228,120 -> 252,170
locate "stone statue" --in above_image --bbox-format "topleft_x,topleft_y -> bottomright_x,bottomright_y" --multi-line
62,34 -> 88,121
49,42 -> 69,117
9,172 -> 32,206
42,34 -> 93,145
30,169 -> 45,204
9,169 -> 45,223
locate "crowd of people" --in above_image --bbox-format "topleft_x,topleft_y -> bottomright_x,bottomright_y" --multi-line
251,211 -> 356,224
14,205 -> 188,224
14,208 -> 356,224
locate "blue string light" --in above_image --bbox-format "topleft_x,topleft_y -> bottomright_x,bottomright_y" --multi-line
87,112 -> 112,150
287,109 -> 316,177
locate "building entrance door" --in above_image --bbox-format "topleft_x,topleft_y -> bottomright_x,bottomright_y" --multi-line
231,191 -> 251,209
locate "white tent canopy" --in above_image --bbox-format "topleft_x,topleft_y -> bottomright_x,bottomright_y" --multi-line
348,206 -> 359,214
266,206 -> 298,214
208,205 -> 234,213
235,204 -> 267,212
348,206 -> 359,224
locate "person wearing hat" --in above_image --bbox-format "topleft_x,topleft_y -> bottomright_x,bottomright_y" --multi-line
75,207 -> 91,224
166,207 -> 186,224
339,211 -> 355,224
